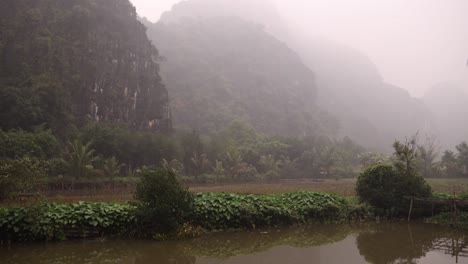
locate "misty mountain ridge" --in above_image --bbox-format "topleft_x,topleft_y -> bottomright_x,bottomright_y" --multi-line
143,16 -> 338,137
152,0 -> 437,150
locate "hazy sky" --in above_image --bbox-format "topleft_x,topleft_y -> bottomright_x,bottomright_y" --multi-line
130,0 -> 468,97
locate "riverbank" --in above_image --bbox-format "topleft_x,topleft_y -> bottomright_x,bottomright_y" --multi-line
0,191 -> 373,242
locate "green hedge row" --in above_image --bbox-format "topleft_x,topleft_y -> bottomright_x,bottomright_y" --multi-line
0,192 -> 372,242
0,202 -> 135,241
193,192 -> 370,229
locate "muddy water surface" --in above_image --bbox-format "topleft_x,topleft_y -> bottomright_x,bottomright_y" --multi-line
1,222 -> 468,264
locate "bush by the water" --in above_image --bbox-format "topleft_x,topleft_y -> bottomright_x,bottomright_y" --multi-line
0,202 -> 135,242
0,190 -> 372,242
356,164 -> 431,214
134,168 -> 194,234
193,192 -> 369,229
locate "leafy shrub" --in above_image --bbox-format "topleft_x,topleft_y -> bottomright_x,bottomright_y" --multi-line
134,168 -> 194,235
0,157 -> 47,200
193,192 -> 353,230
0,129 -> 60,159
356,164 -> 432,214
0,202 -> 135,242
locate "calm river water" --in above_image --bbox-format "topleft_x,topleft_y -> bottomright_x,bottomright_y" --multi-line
1,222 -> 468,264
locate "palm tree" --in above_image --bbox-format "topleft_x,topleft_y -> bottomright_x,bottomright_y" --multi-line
191,153 -> 210,179
65,139 -> 98,180
103,157 -> 123,181
225,151 -> 243,179
161,158 -> 184,174
212,160 -> 225,182
259,154 -> 282,180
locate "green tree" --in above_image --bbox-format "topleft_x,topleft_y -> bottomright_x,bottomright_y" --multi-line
134,169 -> 194,234
259,154 -> 282,180
318,145 -> 337,178
0,157 -> 47,200
393,136 -> 419,176
0,129 -> 60,159
224,151 -> 243,179
212,160 -> 225,182
456,142 -> 468,177
191,153 -> 210,179
441,150 -> 460,178
417,144 -> 439,178
102,157 -> 123,181
161,158 -> 184,175
356,164 -> 431,214
64,140 -> 98,180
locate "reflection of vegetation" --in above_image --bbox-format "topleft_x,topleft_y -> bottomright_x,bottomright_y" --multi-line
427,211 -> 468,228
182,224 -> 356,259
0,225 -> 356,264
356,223 -> 461,264
3,223 -> 468,264
0,241 -> 193,264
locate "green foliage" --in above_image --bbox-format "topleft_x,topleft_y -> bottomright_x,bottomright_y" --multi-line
0,0 -> 170,135
193,192 -> 356,230
0,202 -> 135,242
134,169 -> 194,234
456,142 -> 468,177
80,122 -> 179,169
0,191 -> 374,242
393,136 -> 419,176
426,211 -> 468,228
64,139 -> 98,180
0,157 -> 47,200
0,129 -> 60,159
102,157 -> 123,180
356,164 -> 432,214
440,150 -> 460,178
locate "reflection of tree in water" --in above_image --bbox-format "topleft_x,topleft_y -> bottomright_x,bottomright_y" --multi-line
180,224 -> 355,259
0,224 -> 356,264
431,234 -> 468,263
134,241 -> 196,264
4,223 -> 468,264
0,240 -> 196,264
0,241 -> 136,264
356,223 -> 468,264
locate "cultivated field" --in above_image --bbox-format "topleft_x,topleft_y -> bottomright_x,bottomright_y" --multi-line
6,178 -> 468,206
52,178 -> 468,201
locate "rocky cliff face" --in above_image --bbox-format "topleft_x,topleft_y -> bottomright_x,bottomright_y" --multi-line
0,0 -> 170,133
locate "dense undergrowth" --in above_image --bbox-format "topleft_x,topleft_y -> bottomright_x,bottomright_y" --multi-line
426,212 -> 468,228
0,191 -> 372,242
0,202 -> 135,242
193,192 -> 371,230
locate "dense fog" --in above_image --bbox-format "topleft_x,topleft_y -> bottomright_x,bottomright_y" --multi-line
130,0 -> 468,150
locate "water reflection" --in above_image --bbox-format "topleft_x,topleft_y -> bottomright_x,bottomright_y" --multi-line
1,223 -> 468,264
357,223 -> 468,264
